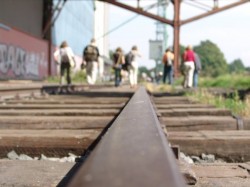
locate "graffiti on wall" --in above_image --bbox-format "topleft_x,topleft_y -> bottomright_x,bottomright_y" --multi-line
0,43 -> 47,79
0,23 -> 49,80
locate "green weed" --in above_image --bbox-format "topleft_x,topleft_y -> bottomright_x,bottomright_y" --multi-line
46,70 -> 86,84
187,89 -> 248,117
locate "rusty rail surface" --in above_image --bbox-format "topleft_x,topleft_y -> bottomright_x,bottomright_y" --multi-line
64,87 -> 185,187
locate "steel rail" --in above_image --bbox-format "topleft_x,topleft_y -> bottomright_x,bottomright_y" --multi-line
65,87 -> 185,187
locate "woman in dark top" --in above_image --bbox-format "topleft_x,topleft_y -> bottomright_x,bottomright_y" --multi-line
113,47 -> 125,87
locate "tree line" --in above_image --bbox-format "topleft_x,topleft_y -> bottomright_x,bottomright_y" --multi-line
187,40 -> 247,77
139,40 -> 248,78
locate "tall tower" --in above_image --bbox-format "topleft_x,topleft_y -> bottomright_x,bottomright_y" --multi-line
156,0 -> 169,53
151,0 -> 169,77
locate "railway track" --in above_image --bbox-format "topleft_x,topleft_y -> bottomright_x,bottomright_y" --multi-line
0,85 -> 249,186
0,85 -> 131,158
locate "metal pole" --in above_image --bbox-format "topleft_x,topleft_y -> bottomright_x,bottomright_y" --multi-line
173,0 -> 181,77
47,1 -> 53,76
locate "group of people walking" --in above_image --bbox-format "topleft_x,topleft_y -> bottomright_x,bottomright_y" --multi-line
54,39 -> 200,89
161,45 -> 201,88
54,38 -> 100,86
54,39 -> 141,88
112,45 -> 141,88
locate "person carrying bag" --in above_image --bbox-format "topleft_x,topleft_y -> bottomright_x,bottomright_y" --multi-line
57,41 -> 76,85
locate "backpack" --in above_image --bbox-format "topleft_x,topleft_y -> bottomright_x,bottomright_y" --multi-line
60,48 -> 70,63
123,52 -> 134,70
84,45 -> 98,62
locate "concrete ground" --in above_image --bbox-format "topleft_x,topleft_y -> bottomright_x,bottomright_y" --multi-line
1,160 -> 250,187
0,160 -> 75,187
180,162 -> 250,187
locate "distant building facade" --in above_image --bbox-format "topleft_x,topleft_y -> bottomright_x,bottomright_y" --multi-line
0,0 -> 110,80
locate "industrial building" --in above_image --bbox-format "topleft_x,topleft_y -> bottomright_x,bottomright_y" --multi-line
0,0 -> 110,80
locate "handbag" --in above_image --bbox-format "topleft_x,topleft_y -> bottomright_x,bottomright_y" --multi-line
53,49 -> 61,65
81,62 -> 87,70
69,57 -> 76,68
167,58 -> 172,66
67,52 -> 75,68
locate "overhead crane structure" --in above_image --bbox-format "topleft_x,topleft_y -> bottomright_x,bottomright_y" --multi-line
155,0 -> 169,50
99,0 -> 250,76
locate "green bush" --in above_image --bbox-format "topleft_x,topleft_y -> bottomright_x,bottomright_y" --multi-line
72,70 -> 86,83
46,76 -> 60,83
199,74 -> 250,89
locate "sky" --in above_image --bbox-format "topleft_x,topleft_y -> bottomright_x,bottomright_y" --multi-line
106,0 -> 250,69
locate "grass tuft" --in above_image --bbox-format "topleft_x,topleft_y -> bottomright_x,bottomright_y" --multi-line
186,89 -> 248,117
